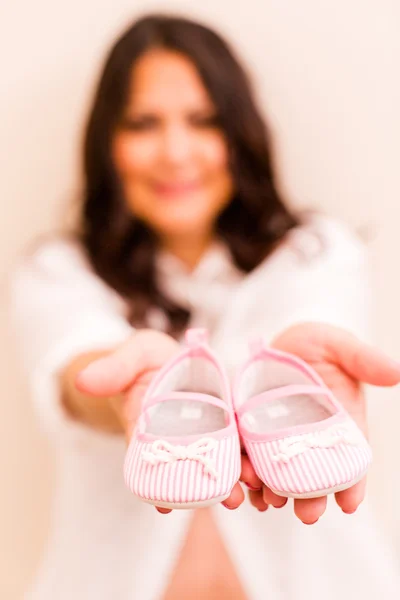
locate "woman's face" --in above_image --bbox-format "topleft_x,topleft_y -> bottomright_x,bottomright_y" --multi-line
112,49 -> 234,242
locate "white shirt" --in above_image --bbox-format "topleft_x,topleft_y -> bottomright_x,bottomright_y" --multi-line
9,214 -> 400,600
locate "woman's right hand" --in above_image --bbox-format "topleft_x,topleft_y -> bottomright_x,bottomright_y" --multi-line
75,329 -> 181,441
75,329 -> 244,513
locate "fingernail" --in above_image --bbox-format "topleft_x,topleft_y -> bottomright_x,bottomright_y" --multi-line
388,358 -> 400,371
244,482 -> 262,491
77,359 -> 107,380
342,508 -> 357,514
303,519 -> 319,525
374,350 -> 400,371
273,499 -> 288,509
257,506 -> 269,512
75,370 -> 87,386
222,502 -> 236,510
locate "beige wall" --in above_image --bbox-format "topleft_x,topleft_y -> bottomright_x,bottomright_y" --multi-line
1,1 -> 399,597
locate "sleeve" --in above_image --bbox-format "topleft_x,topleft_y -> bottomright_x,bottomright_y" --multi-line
8,238 -> 135,441
271,213 -> 372,343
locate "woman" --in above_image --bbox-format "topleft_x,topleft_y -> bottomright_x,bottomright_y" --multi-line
10,13 -> 400,600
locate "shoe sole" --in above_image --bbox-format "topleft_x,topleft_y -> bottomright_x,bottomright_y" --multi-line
269,468 -> 368,500
139,493 -> 231,510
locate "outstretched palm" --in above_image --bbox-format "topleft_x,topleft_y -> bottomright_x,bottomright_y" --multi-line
239,322 -> 400,524
77,324 -> 400,521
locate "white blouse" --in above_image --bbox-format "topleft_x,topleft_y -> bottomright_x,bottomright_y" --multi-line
9,214 -> 400,600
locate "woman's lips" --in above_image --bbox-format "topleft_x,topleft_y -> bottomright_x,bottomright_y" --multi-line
152,181 -> 202,197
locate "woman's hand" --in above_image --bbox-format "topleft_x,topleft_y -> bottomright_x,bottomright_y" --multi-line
240,322 -> 400,524
75,329 -> 244,513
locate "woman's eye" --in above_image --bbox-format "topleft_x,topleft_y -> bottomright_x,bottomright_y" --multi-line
119,114 -> 221,131
191,115 -> 221,128
120,117 -> 158,131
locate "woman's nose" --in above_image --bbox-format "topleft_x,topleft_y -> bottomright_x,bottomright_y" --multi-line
159,124 -> 194,166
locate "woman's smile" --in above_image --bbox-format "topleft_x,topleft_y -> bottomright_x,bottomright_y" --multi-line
151,179 -> 203,198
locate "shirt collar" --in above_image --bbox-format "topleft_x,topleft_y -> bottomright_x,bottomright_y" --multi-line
154,239 -> 243,310
155,239 -> 236,282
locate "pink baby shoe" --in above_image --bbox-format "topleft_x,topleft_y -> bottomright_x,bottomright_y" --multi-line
124,328 -> 241,509
233,339 -> 372,499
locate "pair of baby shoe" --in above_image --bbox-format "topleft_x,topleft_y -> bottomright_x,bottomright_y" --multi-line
124,329 -> 372,509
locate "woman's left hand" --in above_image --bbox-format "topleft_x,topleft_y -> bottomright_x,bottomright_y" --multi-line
240,322 -> 400,524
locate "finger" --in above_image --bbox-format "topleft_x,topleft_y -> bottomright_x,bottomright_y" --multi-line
274,323 -> 400,387
248,489 -> 269,512
262,486 -> 288,508
117,368 -> 162,440
335,478 -> 366,514
76,332 -> 179,396
329,334 -> 400,387
222,482 -> 245,510
294,496 -> 327,524
75,337 -> 146,396
240,454 -> 263,491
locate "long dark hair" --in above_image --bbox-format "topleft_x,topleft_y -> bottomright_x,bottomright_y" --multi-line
79,13 -> 300,337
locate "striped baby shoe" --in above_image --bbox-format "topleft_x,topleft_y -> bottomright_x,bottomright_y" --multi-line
233,339 -> 372,499
124,328 -> 241,509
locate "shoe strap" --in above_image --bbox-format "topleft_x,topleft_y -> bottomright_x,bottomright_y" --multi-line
143,391 -> 231,414
185,328 -> 209,348
248,337 -> 267,355
236,384 -> 335,418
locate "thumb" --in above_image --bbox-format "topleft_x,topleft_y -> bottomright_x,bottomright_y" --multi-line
332,333 -> 400,387
75,330 -> 180,396
276,323 -> 400,387
75,340 -> 146,396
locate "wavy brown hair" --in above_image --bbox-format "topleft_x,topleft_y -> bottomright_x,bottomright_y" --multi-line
79,13 -> 300,337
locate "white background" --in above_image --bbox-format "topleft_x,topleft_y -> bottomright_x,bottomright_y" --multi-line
1,1 -> 399,597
